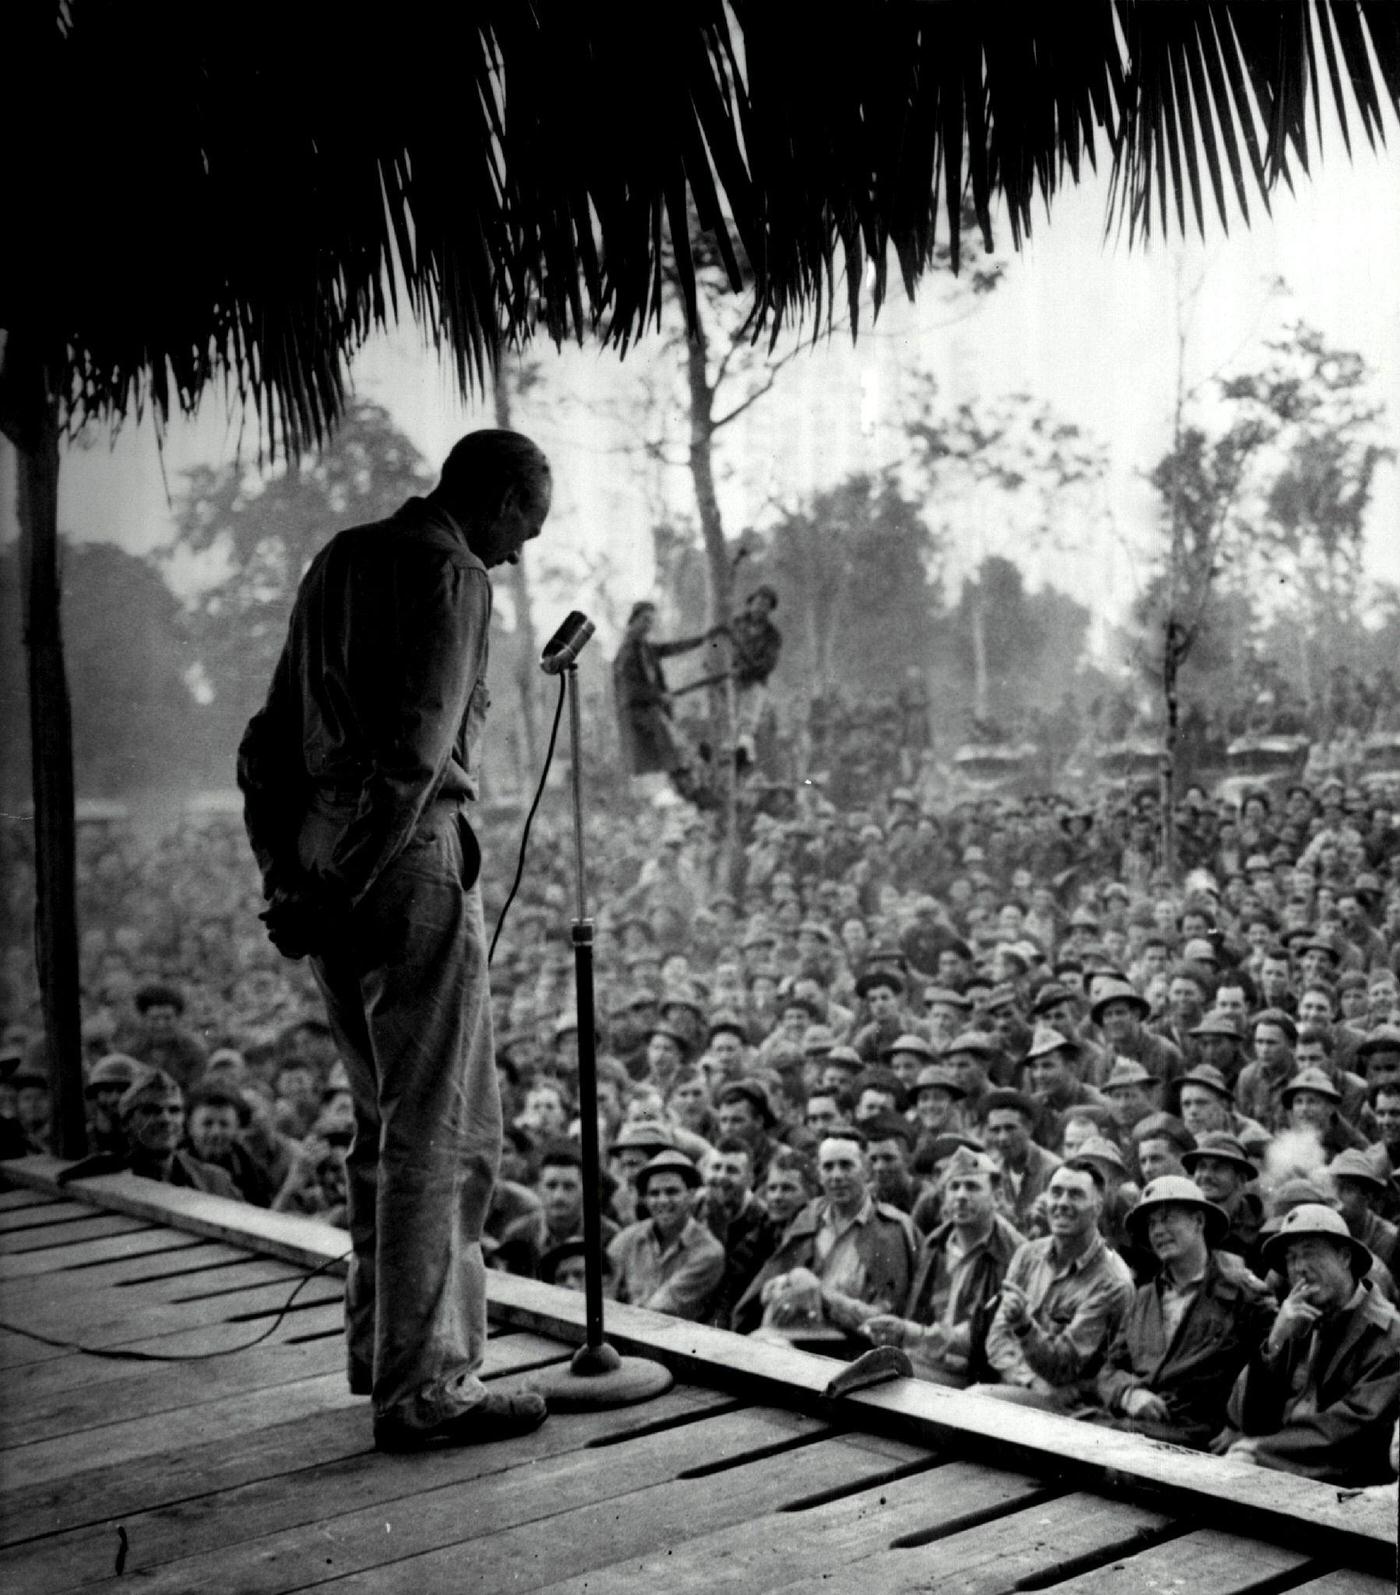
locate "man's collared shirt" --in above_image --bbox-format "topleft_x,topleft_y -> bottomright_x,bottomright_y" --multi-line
986,1230 -> 1134,1392
607,1214 -> 724,1322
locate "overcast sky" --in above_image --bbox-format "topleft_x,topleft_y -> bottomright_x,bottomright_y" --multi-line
8,105 -> 1398,655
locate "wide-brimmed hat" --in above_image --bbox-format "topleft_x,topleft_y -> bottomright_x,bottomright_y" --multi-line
646,1022 -> 692,1052
634,1149 -> 703,1194
1089,980 -> 1150,1025
1261,1202 -> 1373,1278
1030,982 -> 1077,1017
944,1029 -> 1000,1060
84,1053 -> 142,1094
1102,1057 -> 1156,1092
1181,1131 -> 1257,1180
881,1032 -> 936,1062
1065,1137 -> 1129,1182
801,1024 -> 838,1056
912,1064 -> 966,1099
1177,1063 -> 1234,1101
608,1121 -> 676,1157
982,982 -> 1021,1013
854,967 -> 905,999
1125,1176 -> 1229,1247
821,1045 -> 864,1075
1190,1012 -> 1243,1042
1357,1026 -> 1400,1059
1279,1067 -> 1342,1106
1025,1023 -> 1080,1061
1327,1148 -> 1387,1192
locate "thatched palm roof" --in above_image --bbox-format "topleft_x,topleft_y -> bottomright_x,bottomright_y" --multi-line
4,1 -> 1398,457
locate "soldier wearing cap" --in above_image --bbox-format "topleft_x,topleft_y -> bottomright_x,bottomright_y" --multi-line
910,1064 -> 965,1161
1222,1203 -> 1400,1484
1089,1178 -> 1273,1448
860,1147 -> 1025,1387
605,1121 -> 675,1226
108,1067 -> 241,1197
84,1052 -> 142,1156
607,1149 -> 723,1322
1030,982 -> 1110,1088
1188,1011 -> 1248,1091
921,985 -> 972,1052
880,1031 -> 935,1096
1181,1132 -> 1264,1265
1176,1064 -> 1270,1157
1328,1149 -> 1400,1281
1089,979 -> 1185,1091
1280,1067 -> 1360,1159
1101,1057 -> 1160,1131
1021,1024 -> 1111,1148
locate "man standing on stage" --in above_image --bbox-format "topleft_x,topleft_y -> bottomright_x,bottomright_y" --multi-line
238,429 -> 552,1452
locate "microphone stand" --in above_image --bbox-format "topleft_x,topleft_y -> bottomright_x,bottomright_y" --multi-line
530,661 -> 674,1410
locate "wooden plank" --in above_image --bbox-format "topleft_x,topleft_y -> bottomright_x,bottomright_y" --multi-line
0,1189 -> 64,1213
1285,1573 -> 1400,1595
0,1277 -> 344,1371
769,1492 -> 1174,1595
0,1332 -> 573,1545
0,1385 -> 734,1595
484,1270 -> 1400,1570
30,1239 -> 271,1287
0,1157 -> 350,1273
0,1296 -> 347,1384
1043,1527 -> 1313,1593
1,1336 -> 346,1448
0,1213 -> 152,1253
74,1417 -> 927,1595
0,1229 -> 211,1278
433,1457 -> 1043,1595
0,1199 -> 113,1233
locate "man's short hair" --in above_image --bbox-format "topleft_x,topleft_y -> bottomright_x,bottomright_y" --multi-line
438,429 -> 551,510
711,1135 -> 753,1162
819,1124 -> 868,1151
134,982 -> 184,1016
537,1141 -> 583,1173
862,1112 -> 914,1153
1295,1023 -> 1335,1055
184,1082 -> 250,1126
1130,1112 -> 1194,1156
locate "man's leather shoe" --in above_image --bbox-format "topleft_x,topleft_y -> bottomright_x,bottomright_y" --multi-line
373,1390 -> 548,1453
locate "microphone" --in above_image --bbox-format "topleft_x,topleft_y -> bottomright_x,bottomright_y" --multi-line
540,611 -> 596,675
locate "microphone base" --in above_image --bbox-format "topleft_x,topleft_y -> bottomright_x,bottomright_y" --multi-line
529,1345 -> 674,1412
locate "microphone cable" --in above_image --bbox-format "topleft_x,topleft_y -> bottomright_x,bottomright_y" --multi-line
488,671 -> 567,966
0,1243 -> 352,1362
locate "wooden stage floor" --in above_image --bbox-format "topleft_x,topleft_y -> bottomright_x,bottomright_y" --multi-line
0,1160 -> 1395,1595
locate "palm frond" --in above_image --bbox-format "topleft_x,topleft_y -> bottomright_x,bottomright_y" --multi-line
3,0 -> 1396,461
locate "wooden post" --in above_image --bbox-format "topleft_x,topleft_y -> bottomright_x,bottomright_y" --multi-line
15,390 -> 86,1156
1160,617 -> 1181,882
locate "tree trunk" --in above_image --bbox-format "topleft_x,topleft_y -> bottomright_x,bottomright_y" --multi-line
493,370 -> 541,785
1160,618 -> 1180,880
970,584 -> 990,722
684,314 -> 738,891
14,384 -> 86,1156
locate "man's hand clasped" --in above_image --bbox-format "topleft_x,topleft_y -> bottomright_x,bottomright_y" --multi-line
259,882 -> 350,961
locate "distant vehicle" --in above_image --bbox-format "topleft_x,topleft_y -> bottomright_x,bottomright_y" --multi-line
1096,738 -> 1161,789
948,742 -> 1040,797
1215,734 -> 1310,809
1360,731 -> 1400,792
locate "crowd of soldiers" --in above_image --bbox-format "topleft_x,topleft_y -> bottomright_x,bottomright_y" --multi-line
4,750 -> 1400,1490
